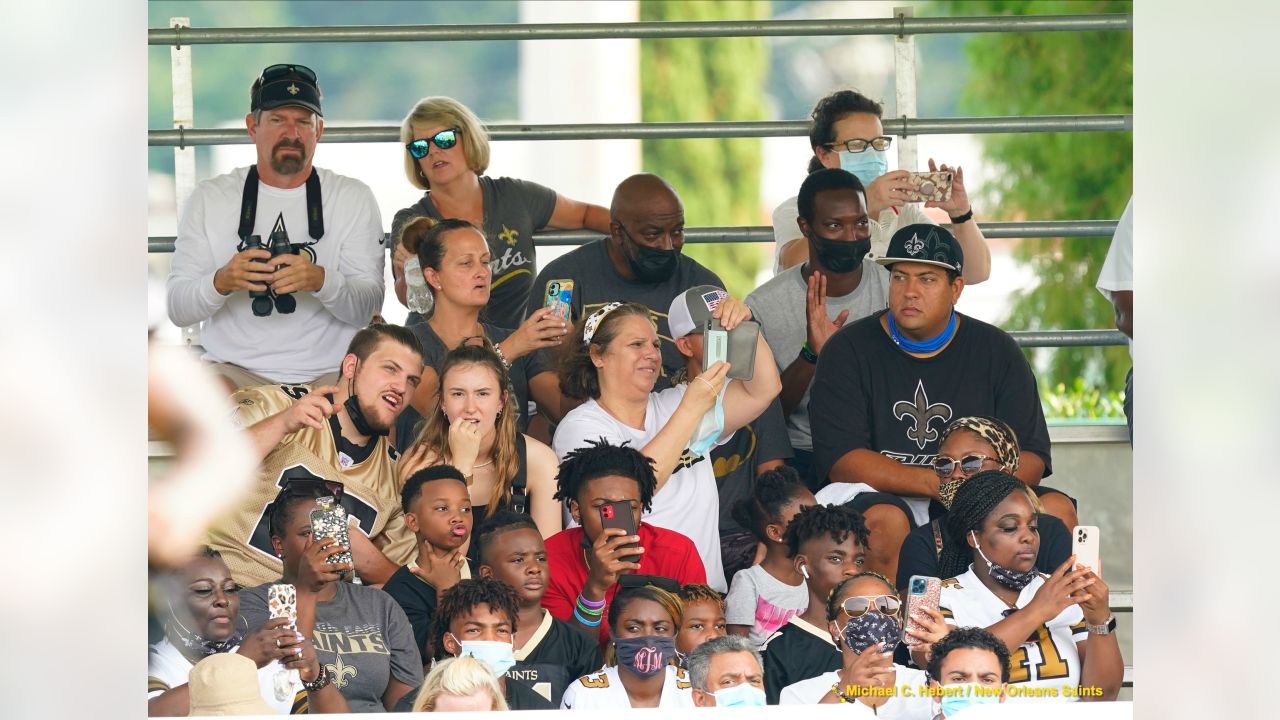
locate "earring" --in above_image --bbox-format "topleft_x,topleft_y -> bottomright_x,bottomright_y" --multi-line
496,410 -> 502,418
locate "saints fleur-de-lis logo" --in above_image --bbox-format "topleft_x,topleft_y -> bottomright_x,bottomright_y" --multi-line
498,225 -> 519,247
892,380 -> 953,449
286,83 -> 300,95
326,655 -> 358,689
905,233 -> 925,255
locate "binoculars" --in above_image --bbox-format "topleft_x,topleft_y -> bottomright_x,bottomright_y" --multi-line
243,214 -> 297,317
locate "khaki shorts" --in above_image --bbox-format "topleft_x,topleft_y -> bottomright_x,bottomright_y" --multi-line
208,362 -> 340,393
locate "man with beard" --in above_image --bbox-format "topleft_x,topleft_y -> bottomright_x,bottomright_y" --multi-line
746,168 -> 888,492
206,323 -> 425,588
525,173 -> 722,387
167,64 -> 386,391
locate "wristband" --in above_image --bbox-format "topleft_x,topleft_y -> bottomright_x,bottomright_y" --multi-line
575,599 -> 604,617
800,342 -> 818,365
948,207 -> 974,225
577,594 -> 606,610
302,665 -> 333,692
573,608 -> 602,627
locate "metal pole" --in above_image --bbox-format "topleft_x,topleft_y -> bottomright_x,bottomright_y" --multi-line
894,7 -> 919,172
169,17 -> 199,348
147,219 -> 1120,253
149,14 -> 1133,45
148,114 -> 1132,147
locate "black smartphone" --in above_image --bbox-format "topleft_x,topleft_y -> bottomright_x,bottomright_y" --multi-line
599,500 -> 641,564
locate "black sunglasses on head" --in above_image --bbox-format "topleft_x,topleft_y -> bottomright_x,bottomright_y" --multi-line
406,128 -> 461,159
279,478 -> 345,503
259,63 -> 318,84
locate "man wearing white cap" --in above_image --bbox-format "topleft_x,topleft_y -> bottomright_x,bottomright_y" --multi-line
167,64 -> 385,391
668,285 -> 792,584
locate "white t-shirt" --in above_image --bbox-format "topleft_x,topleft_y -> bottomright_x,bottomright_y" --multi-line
560,665 -> 694,710
147,637 -> 299,714
553,385 -> 728,592
940,567 -> 1088,702
771,196 -> 934,275
779,666 -> 932,719
1096,197 -> 1134,358
723,564 -> 809,647
166,166 -> 386,384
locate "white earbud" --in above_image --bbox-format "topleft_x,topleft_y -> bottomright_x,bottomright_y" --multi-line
800,564 -> 810,580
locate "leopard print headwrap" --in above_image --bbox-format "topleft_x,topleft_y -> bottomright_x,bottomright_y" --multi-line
936,416 -> 1020,508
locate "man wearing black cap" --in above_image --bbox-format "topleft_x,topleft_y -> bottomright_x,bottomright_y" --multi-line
807,223 -> 1053,583
167,64 -> 386,391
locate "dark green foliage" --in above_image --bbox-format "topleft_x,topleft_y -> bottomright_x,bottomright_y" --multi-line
638,0 -> 770,299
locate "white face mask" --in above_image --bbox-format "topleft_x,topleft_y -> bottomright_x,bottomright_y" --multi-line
712,682 -> 766,707
450,634 -> 516,677
688,391 -> 725,456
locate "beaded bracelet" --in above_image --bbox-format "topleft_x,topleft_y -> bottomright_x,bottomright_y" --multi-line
492,342 -> 511,369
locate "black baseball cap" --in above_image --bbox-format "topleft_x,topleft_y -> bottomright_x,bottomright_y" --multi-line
251,64 -> 323,117
875,223 -> 963,274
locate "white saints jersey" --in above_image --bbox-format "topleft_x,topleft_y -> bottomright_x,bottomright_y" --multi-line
940,567 -> 1088,701
560,665 -> 693,710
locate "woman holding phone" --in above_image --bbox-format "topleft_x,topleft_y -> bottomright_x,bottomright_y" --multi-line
770,88 -> 990,280
239,481 -> 424,713
561,584 -> 694,709
895,416 -> 1074,592
390,95 -> 611,331
552,301 -> 782,593
936,472 -> 1123,701
397,344 -> 562,536
394,217 -> 568,438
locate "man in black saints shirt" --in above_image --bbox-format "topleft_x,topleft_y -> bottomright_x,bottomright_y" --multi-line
474,511 -> 603,706
808,224 -> 1052,585
525,173 -> 723,387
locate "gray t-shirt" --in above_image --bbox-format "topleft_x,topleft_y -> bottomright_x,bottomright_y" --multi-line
242,581 -> 423,713
723,564 -> 810,648
393,175 -> 557,330
745,260 -> 889,451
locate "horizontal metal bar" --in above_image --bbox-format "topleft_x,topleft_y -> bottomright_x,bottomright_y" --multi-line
148,220 -> 1117,254
1010,330 -> 1127,347
1048,424 -> 1130,444
1110,591 -> 1133,613
148,114 -> 1131,147
149,15 -> 1132,46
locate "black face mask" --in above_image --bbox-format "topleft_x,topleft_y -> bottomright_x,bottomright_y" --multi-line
343,360 -> 388,437
620,226 -> 679,283
812,236 -> 871,274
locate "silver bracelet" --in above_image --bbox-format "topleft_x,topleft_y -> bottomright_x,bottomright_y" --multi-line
492,342 -> 511,369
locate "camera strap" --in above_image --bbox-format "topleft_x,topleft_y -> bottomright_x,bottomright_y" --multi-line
237,165 -> 324,244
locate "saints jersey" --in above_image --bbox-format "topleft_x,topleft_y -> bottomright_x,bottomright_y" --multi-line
207,383 -> 415,587
940,567 -> 1087,700
508,611 -> 604,707
560,665 -> 693,710
760,615 -> 841,704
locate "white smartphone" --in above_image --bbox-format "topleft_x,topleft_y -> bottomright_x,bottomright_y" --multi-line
1072,525 -> 1101,578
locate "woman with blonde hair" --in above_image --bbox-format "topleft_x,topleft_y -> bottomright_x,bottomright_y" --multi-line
399,343 -> 561,537
411,656 -> 509,712
391,95 -> 611,330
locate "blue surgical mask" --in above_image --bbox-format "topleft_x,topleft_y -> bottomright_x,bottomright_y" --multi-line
938,682 -> 1001,717
688,391 -> 725,456
452,636 -> 516,677
839,148 -> 888,188
712,682 -> 766,708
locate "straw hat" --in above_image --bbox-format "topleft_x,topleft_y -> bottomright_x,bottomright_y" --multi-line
187,653 -> 275,716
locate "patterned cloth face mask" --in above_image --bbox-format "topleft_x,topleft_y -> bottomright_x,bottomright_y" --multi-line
971,531 -> 1037,590
841,611 -> 900,656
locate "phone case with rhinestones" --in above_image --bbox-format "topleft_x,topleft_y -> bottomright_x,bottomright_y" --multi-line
309,497 -> 356,581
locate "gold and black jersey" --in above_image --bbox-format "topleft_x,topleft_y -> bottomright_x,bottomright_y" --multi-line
207,383 -> 415,587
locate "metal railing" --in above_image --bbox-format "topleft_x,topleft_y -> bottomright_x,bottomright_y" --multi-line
149,114 -> 1131,148
149,14 -> 1131,45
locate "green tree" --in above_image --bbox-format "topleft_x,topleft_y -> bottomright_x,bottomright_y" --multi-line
638,0 -> 770,299
932,0 -> 1132,394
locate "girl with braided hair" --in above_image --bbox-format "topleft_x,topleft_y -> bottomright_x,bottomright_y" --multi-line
936,472 -> 1123,702
895,416 -> 1073,591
